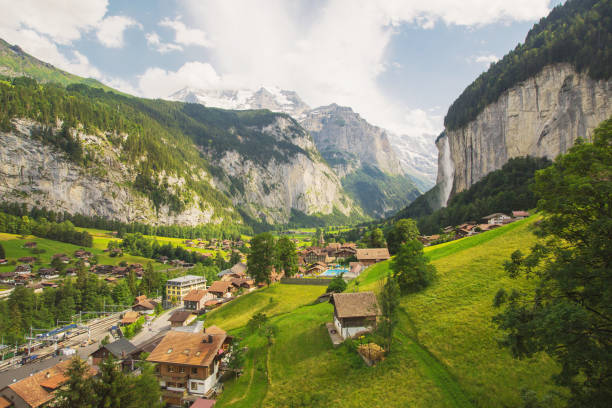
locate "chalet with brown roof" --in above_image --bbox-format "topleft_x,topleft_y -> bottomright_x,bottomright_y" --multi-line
229,278 -> 256,292
14,265 -> 30,274
17,257 -> 36,264
183,289 -> 212,312
169,310 -> 196,327
334,246 -> 357,259
121,311 -> 140,325
482,213 -> 511,225
73,250 -> 92,259
146,330 -> 231,405
0,359 -> 94,408
0,259 -> 7,265
330,292 -> 380,340
512,210 -> 530,219
302,248 -> 326,264
355,248 -> 390,266
207,281 -> 233,299
306,263 -> 327,275
23,242 -> 37,249
133,295 -> 158,313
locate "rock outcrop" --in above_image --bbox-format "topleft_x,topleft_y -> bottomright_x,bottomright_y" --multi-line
300,104 -> 404,177
208,116 -> 358,223
439,63 -> 612,205
0,120 -> 216,225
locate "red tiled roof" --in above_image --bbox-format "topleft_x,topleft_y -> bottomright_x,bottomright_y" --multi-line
146,331 -> 227,367
183,289 -> 209,302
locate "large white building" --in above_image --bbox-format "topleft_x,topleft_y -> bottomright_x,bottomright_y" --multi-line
165,275 -> 206,301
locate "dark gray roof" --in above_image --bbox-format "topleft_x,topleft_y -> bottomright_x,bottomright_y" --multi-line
104,338 -> 137,358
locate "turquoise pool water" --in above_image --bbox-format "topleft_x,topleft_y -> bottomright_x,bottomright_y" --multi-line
320,268 -> 349,277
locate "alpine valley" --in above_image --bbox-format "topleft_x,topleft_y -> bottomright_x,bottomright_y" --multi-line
0,39 -> 434,229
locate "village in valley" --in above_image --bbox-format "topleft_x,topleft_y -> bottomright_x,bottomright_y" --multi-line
0,209 -> 534,407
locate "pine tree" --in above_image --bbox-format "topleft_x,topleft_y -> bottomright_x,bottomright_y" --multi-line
247,232 -> 276,285
0,243 -> 5,259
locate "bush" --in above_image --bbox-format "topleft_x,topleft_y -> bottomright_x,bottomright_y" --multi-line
326,274 -> 347,293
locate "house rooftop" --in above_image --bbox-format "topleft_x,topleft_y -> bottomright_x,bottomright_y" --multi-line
208,281 -> 233,293
332,292 -> 380,319
168,310 -> 195,323
7,359 -> 94,407
482,213 -> 509,219
355,248 -> 390,261
103,338 -> 137,359
190,398 -> 217,408
146,331 -> 226,367
167,275 -> 206,284
183,289 -> 209,302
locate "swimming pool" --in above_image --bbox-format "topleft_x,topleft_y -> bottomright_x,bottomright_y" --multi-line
320,268 -> 349,277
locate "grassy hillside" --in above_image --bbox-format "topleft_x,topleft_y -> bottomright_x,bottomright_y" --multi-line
0,39 -> 117,92
206,216 -> 563,407
0,232 -> 167,274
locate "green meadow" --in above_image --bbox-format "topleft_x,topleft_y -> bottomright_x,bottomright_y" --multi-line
0,231 -> 169,273
209,216 -> 563,407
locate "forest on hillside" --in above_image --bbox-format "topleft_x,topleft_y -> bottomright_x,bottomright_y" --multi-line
445,0 -> 612,131
394,157 -> 552,235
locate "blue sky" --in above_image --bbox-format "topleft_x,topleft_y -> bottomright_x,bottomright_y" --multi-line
0,0 -> 563,137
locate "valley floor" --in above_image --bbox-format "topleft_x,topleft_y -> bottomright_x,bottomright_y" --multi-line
205,216 -> 563,407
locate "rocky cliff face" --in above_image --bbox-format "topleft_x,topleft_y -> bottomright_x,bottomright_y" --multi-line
0,117 -> 359,225
439,63 -> 612,205
300,104 -> 404,177
0,119 -> 217,225
206,116 -> 357,223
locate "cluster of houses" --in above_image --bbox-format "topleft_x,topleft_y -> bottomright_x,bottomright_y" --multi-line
297,243 -> 390,279
163,263 -> 259,325
183,238 -> 245,252
419,211 -> 531,245
0,249 -> 100,288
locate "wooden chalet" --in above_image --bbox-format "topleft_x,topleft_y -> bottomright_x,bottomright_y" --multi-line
331,292 -> 380,340
90,338 -> 137,366
183,290 -> 212,312
146,330 -> 231,405
355,248 -> 390,266
169,310 -> 196,327
207,281 -> 233,299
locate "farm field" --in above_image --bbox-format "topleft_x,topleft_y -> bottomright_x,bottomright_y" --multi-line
77,227 -> 232,259
0,232 -> 168,273
209,216 -> 563,407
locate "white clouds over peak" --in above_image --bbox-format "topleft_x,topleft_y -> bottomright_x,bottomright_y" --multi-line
145,32 -> 184,53
174,0 -> 550,136
97,15 -> 142,48
138,62 -> 222,99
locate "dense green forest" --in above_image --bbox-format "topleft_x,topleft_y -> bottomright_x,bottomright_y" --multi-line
0,202 -> 249,240
396,157 -> 552,235
0,211 -> 93,247
445,0 -> 612,131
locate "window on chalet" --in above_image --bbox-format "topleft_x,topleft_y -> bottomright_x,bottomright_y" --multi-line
179,367 -> 185,373
168,366 -> 175,373
191,382 -> 197,390
192,367 -> 198,374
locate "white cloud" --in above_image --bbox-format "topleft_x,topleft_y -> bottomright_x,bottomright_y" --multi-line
473,54 -> 500,64
145,32 -> 184,53
180,0 -> 550,135
159,17 -> 213,48
138,62 -> 222,98
0,0 -> 108,45
96,15 -> 142,48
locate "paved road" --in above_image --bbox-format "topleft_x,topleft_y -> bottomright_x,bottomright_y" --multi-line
131,306 -> 179,346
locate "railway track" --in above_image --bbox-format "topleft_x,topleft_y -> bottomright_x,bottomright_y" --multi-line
0,313 -> 122,372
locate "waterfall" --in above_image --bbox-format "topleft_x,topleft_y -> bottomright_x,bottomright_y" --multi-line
435,132 -> 454,207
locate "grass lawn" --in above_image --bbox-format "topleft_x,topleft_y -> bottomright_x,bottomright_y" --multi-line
0,232 -> 167,274
204,284 -> 327,331
212,216 -> 563,407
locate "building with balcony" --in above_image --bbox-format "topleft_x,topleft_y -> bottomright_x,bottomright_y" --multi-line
146,329 -> 230,406
166,275 -> 207,302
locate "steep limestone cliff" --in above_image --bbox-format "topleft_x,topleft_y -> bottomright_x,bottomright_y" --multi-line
206,116 -> 357,223
301,104 -> 404,177
0,119 -> 217,225
440,63 -> 612,205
